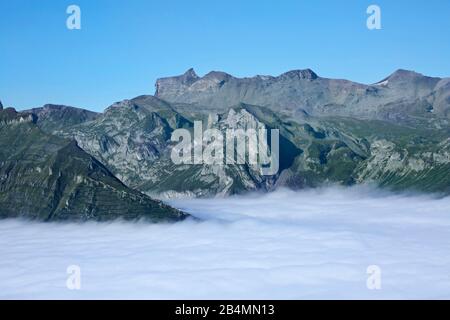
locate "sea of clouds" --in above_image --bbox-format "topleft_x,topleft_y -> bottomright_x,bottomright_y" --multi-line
0,186 -> 450,299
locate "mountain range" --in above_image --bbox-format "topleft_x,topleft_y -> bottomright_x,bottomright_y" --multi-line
156,68 -> 450,124
1,68 -> 450,220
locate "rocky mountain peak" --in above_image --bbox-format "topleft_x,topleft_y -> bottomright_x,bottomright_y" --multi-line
0,100 -> 3,110
182,68 -> 199,82
203,71 -> 233,81
388,69 -> 425,80
372,69 -> 442,93
278,69 -> 319,81
154,68 -> 320,101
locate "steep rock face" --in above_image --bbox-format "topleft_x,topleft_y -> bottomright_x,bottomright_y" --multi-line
356,138 -> 450,193
0,108 -> 187,221
155,68 -> 450,122
156,68 -> 200,98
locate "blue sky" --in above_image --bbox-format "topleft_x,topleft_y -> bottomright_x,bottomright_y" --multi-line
1,0 -> 449,112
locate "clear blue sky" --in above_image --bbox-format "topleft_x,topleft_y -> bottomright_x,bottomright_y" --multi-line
1,0 -> 449,112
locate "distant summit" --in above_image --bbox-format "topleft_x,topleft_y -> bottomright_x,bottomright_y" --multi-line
374,69 -> 441,86
278,69 -> 319,80
156,68 -> 320,98
155,68 -> 449,120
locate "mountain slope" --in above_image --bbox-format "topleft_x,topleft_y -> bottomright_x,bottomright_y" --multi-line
0,108 -> 187,221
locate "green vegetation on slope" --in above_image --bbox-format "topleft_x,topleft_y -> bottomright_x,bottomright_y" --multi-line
0,109 -> 187,221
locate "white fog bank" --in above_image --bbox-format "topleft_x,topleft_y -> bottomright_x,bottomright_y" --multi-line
1,187 -> 450,299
